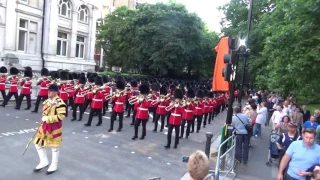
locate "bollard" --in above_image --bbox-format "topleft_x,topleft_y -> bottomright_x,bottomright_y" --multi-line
205,132 -> 214,158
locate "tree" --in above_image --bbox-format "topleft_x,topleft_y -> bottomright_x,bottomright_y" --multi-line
97,3 -> 218,77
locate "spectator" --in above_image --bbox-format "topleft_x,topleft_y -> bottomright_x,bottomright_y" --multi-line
232,105 -> 250,164
302,105 -> 311,124
277,128 -> 320,180
314,110 -> 320,124
276,116 -> 291,134
306,164 -> 320,180
316,125 -> 320,146
303,116 -> 319,131
292,107 -> 304,135
283,100 -> 291,116
266,98 -> 275,126
271,104 -> 287,130
245,103 -> 257,146
253,102 -> 267,137
187,150 -> 209,180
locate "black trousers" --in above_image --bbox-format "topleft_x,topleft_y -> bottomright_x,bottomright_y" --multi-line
72,103 -> 84,120
208,112 -> 214,123
63,100 -> 68,117
181,120 -> 192,138
86,108 -> 102,125
0,90 -> 5,101
2,92 -> 18,106
83,99 -> 92,112
154,114 -> 166,131
166,124 -> 180,147
33,95 -> 48,112
149,107 -> 156,122
110,111 -> 124,130
203,113 -> 209,127
134,119 -> 147,138
125,97 -> 130,111
126,104 -> 133,117
166,112 -> 171,126
103,100 -> 109,115
68,96 -> 74,110
192,115 -> 203,132
16,94 -> 31,109
215,105 -> 221,116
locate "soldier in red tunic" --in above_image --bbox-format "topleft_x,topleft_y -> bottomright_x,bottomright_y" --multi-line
153,86 -> 169,132
126,80 -> 138,118
66,73 -> 74,111
192,89 -> 204,133
208,91 -> 214,124
166,84 -> 176,127
84,76 -> 105,126
15,69 -> 33,110
0,66 -> 7,101
180,89 -> 195,139
1,67 -> 20,107
165,89 -> 184,149
132,83 -> 150,140
71,75 -> 86,121
108,79 -> 126,132
149,83 -> 160,123
202,90 -> 210,128
58,71 -> 69,117
32,68 -> 51,113
83,75 -> 95,113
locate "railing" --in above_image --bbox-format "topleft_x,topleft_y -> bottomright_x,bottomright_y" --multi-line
214,134 -> 237,180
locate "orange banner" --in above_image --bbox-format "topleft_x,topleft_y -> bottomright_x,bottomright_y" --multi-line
212,37 -> 230,92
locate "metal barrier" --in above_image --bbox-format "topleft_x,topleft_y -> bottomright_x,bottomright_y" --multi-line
214,134 -> 237,180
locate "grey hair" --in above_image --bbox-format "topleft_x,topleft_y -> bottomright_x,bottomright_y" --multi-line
233,106 -> 241,113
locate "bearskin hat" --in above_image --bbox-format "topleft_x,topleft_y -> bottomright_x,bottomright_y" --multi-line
95,76 -> 103,86
51,71 -> 59,79
88,75 -> 95,83
139,83 -> 150,95
0,66 -> 7,74
68,73 -> 74,80
79,75 -> 86,84
10,67 -> 19,75
196,89 -> 204,99
86,72 -> 92,79
72,73 -> 78,80
208,91 -> 214,98
59,71 -> 69,81
130,80 -> 138,88
173,81 -> 179,87
102,75 -> 109,84
160,86 -> 167,95
187,89 -> 195,98
41,68 -> 49,76
203,89 -> 209,97
24,69 -> 33,78
116,80 -> 125,90
174,89 -> 183,99
169,84 -> 176,91
25,66 -> 32,72
151,83 -> 159,91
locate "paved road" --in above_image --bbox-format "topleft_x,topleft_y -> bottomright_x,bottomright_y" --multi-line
0,100 -> 227,180
234,124 -> 278,180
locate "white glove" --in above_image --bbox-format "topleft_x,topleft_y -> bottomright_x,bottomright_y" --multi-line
174,104 -> 179,108
42,116 -> 48,122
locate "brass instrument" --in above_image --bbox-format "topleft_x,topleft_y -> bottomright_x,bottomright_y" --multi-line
92,85 -> 106,94
106,89 -> 126,101
165,101 -> 180,111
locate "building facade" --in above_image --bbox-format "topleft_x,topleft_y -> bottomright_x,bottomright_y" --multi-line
0,0 -> 102,72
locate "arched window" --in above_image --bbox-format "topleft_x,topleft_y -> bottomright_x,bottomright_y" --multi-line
78,5 -> 88,23
58,0 -> 72,18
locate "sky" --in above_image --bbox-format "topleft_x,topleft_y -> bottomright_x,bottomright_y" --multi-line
142,0 -> 230,33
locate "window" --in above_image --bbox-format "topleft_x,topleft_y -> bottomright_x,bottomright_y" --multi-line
57,32 -> 68,56
18,19 -> 38,53
76,36 -> 85,58
58,0 -> 72,18
20,0 -> 39,7
78,5 -> 89,23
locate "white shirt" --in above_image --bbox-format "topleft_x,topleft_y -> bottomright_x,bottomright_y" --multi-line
283,106 -> 291,116
271,110 -> 287,124
256,106 -> 268,124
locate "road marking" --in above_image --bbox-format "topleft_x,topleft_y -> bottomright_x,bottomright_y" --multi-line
131,151 -> 135,154
16,116 -> 19,118
99,141 -> 103,144
148,157 -> 152,159
72,132 -> 75,134
6,114 -> 9,116
167,163 -> 171,165
82,130 -> 89,133
25,119 -> 29,121
114,146 -> 118,148
35,122 -> 39,124
85,137 -> 88,139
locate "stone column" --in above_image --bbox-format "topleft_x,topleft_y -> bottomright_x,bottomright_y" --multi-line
4,0 -> 17,51
88,6 -> 96,64
45,0 -> 59,56
69,10 -> 78,59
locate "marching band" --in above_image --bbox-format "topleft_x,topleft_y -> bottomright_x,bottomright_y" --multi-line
0,66 -> 230,149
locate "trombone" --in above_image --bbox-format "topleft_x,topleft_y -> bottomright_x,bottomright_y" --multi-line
165,101 -> 180,111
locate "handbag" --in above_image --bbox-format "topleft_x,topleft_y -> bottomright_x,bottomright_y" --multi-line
235,115 -> 252,133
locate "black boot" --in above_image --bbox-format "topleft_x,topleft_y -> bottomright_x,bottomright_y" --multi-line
132,136 -> 137,140
164,145 -> 170,149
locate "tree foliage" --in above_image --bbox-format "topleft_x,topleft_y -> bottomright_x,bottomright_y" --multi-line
97,3 -> 219,78
220,0 -> 320,102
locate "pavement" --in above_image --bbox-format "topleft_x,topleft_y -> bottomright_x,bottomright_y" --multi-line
0,100 -> 228,180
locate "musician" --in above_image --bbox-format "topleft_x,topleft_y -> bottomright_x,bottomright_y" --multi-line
1,67 -> 19,107
149,83 -> 160,123
180,89 -> 195,139
0,66 -> 7,101
83,75 -> 95,113
71,75 -> 86,121
132,83 -> 150,140
214,93 -> 221,117
166,84 -> 176,127
102,75 -> 111,116
58,71 -> 69,117
165,89 -> 184,149
108,80 -> 126,132
192,90 -> 204,133
208,91 -> 214,124
15,69 -> 33,110
84,76 -> 104,126
32,68 -> 51,113
126,80 -> 139,119
125,83 -> 131,112
202,90 -> 210,128
153,86 -> 169,132
33,83 -> 66,174
66,74 -> 75,111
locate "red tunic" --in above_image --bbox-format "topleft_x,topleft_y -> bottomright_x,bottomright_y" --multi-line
65,84 -> 75,97
59,84 -> 69,101
156,100 -> 169,115
169,106 -> 184,125
112,95 -> 126,112
20,80 -> 32,95
182,104 -> 194,120
103,86 -> 111,102
203,98 -> 210,114
148,92 -> 159,108
38,78 -> 51,96
74,88 -> 86,104
0,76 -> 6,91
91,91 -> 104,109
9,77 -> 19,93
134,100 -> 150,120
208,99 -> 214,113
193,100 -> 204,116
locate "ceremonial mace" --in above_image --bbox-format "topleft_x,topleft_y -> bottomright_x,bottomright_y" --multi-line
22,122 -> 43,156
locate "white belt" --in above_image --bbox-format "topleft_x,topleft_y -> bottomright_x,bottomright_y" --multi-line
138,108 -> 148,111
60,91 -> 67,93
115,102 -> 123,105
204,106 -> 209,107
76,95 -> 84,97
0,83 -> 4,85
40,87 -> 48,90
93,99 -> 102,101
158,105 -> 166,108
184,110 -> 193,112
195,107 -> 202,109
22,87 -> 30,89
11,85 -> 17,86
171,113 -> 181,117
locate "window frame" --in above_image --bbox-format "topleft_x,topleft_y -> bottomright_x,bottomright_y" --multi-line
78,5 -> 89,23
75,36 -> 86,59
58,0 -> 72,18
56,32 -> 69,57
17,19 -> 38,53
